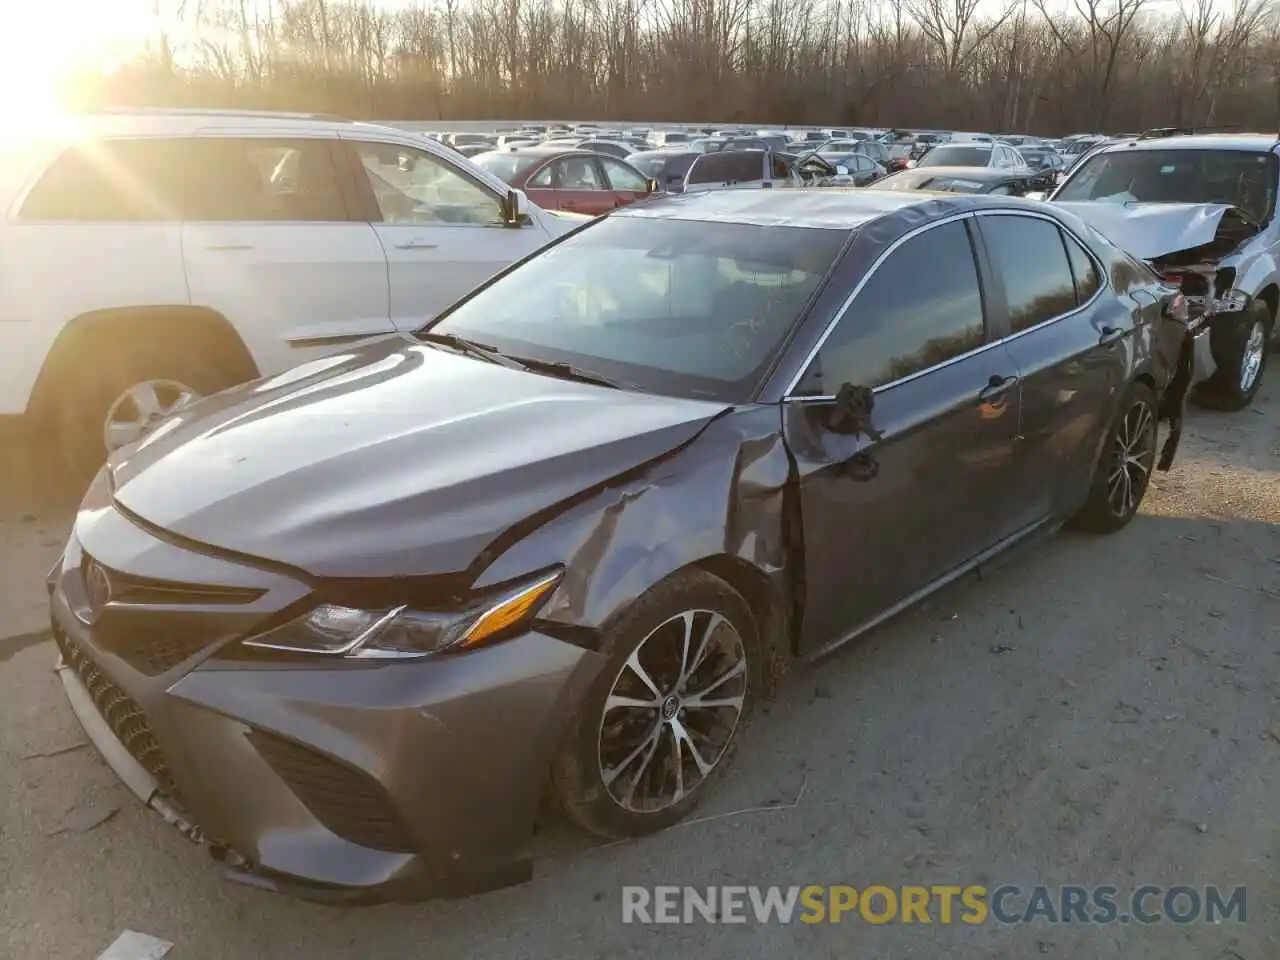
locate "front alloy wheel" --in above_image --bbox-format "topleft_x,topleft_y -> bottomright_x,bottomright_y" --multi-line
598,610 -> 747,814
551,569 -> 759,838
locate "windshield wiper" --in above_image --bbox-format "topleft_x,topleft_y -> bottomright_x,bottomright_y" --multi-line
418,332 -> 524,369
503,355 -> 639,391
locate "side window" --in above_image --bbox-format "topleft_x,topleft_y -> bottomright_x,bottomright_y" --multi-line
354,142 -> 503,225
599,157 -> 648,192
979,215 -> 1078,333
771,154 -> 792,179
184,138 -> 348,222
553,156 -> 605,190
804,221 -> 985,393
20,138 -> 188,221
1063,231 -> 1102,304
527,163 -> 553,188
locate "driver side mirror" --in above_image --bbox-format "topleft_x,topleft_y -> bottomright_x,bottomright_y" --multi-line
835,165 -> 850,176
501,188 -> 531,227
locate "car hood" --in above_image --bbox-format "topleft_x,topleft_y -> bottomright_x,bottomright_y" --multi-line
1051,201 -> 1254,260
109,340 -> 730,579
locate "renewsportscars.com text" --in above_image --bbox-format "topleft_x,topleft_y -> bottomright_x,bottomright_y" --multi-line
621,884 -> 1246,925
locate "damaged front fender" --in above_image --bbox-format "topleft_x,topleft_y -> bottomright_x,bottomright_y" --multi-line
471,406 -> 798,686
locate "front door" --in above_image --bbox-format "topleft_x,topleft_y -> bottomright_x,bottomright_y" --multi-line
344,139 -> 548,331
598,155 -> 654,207
179,134 -> 393,376
784,218 -> 1024,653
973,212 -> 1127,526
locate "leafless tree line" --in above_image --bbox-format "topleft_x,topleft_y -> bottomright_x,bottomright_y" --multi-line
72,0 -> 1280,134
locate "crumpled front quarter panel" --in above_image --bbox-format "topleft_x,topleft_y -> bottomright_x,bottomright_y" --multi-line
472,406 -> 794,653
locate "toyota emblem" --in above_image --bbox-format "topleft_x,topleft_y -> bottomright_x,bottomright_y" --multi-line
85,561 -> 112,614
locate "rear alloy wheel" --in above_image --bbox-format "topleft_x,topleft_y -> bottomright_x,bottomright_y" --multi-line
1192,301 -> 1271,412
551,570 -> 759,838
1071,381 -> 1158,534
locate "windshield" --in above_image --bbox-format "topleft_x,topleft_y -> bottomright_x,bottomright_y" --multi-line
470,151 -> 544,183
917,145 -> 993,168
427,217 -> 847,401
1054,148 -> 1278,222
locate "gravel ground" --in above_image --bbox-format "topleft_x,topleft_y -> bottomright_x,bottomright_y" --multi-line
1,390 -> 1278,960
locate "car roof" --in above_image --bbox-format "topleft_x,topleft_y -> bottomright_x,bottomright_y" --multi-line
1104,133 -> 1280,153
501,146 -> 597,158
614,187 -> 1006,229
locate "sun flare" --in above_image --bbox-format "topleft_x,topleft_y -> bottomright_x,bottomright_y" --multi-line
0,1 -> 156,121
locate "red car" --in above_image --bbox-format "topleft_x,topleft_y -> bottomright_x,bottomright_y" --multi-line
472,147 -> 658,215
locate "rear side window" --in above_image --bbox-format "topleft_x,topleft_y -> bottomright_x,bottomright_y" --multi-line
688,152 -> 762,185
1063,232 -> 1102,304
805,221 -> 985,393
184,138 -> 349,222
21,138 -> 188,221
979,215 -> 1078,333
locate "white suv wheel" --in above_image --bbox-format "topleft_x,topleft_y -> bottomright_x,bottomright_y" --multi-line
103,379 -> 201,452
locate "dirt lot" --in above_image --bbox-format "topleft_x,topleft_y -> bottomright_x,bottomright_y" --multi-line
2,391 -> 1278,960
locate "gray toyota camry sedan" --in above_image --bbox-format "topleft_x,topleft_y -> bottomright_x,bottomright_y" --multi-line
50,189 -> 1200,903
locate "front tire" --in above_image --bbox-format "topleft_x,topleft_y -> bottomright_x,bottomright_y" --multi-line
1191,300 -> 1271,412
551,569 -> 760,839
1071,380 -> 1158,534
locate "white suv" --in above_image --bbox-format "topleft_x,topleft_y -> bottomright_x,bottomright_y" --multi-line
0,108 -> 577,472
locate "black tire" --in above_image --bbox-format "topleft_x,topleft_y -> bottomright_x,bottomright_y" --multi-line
54,335 -> 237,485
1070,380 -> 1159,534
551,568 -> 761,839
1191,300 -> 1271,412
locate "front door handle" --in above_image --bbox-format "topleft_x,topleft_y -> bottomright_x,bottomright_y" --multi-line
394,239 -> 438,250
205,243 -> 255,251
1098,325 -> 1128,346
979,373 -> 1019,404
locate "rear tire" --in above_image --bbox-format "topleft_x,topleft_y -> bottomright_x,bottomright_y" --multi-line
54,336 -> 237,485
1191,301 -> 1271,412
551,569 -> 760,839
1070,380 -> 1158,534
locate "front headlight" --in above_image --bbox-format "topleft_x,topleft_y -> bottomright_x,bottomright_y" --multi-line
241,569 -> 562,660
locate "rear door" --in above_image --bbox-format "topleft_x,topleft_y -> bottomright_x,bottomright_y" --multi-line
548,155 -> 617,215
598,156 -> 653,207
179,133 -> 392,376
784,218 -> 1025,653
973,211 -> 1126,525
342,138 -> 550,330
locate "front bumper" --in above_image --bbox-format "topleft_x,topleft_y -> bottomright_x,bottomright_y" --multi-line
50,505 -> 605,903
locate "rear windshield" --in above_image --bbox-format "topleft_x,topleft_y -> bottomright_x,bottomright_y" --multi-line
427,216 -> 847,402
1054,148 -> 1278,223
471,151 -> 544,183
917,145 -> 993,168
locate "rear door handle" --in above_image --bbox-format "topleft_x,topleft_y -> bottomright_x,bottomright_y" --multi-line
1098,325 -> 1128,346
205,243 -> 254,251
979,373 -> 1020,404
394,239 -> 438,250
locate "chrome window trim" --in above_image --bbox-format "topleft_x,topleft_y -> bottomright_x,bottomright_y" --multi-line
782,207 -> 1109,401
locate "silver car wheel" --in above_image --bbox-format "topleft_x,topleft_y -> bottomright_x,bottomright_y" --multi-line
1106,398 -> 1155,518
103,379 -> 200,452
597,609 -> 748,814
1239,319 -> 1266,393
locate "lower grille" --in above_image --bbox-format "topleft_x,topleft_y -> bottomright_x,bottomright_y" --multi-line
114,634 -> 212,677
54,626 -> 178,797
248,731 -> 415,853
